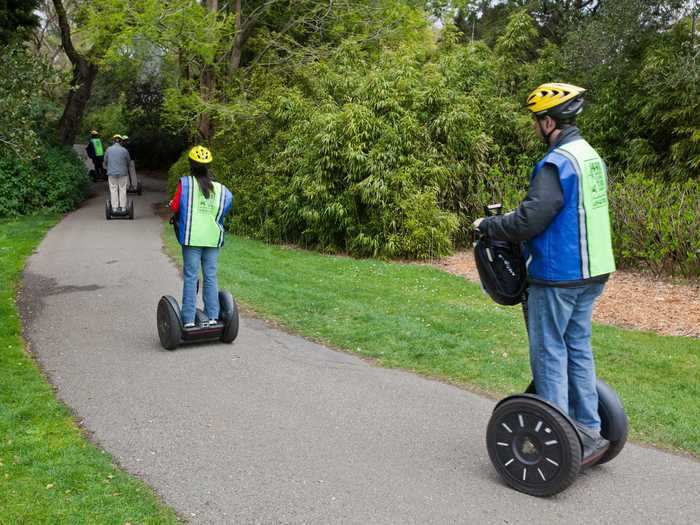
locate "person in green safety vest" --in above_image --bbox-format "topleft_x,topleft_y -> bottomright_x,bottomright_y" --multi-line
85,130 -> 105,177
473,83 -> 616,463
169,146 -> 233,328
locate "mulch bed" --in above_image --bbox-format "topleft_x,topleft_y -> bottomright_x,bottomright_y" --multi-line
430,250 -> 700,339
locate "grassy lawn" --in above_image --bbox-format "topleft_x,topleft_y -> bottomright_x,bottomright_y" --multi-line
1,216 -> 179,524
166,233 -> 699,457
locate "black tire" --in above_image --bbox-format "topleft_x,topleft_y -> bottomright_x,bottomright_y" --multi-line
89,169 -> 96,182
137,182 -> 143,195
219,291 -> 239,344
105,201 -> 112,220
487,396 -> 582,497
525,379 -> 628,465
128,201 -> 134,220
595,379 -> 628,464
157,296 -> 182,350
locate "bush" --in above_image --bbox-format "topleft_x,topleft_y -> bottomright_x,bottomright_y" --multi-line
610,172 -> 700,277
0,145 -> 90,217
0,44 -> 60,159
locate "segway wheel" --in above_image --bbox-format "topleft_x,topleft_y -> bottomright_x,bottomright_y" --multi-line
137,182 -> 143,195
89,169 -> 96,182
525,379 -> 628,466
595,379 -> 628,465
105,201 -> 112,220
128,201 -> 134,220
487,396 -> 582,497
157,296 -> 182,350
218,291 -> 239,344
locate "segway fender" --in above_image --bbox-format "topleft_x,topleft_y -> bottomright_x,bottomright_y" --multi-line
493,393 -> 583,449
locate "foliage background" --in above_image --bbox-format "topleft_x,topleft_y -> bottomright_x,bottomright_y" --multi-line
0,43 -> 88,217
2,0 -> 698,276
164,1 -> 699,275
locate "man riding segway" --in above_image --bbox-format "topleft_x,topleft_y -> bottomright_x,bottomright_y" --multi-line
473,83 -> 616,463
104,134 -> 132,215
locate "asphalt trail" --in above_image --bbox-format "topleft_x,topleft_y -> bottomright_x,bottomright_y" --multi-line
20,176 -> 700,524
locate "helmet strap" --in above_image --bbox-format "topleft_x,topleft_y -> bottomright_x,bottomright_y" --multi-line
537,116 -> 560,146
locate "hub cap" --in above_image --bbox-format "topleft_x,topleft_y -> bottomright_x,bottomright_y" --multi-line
493,410 -> 563,484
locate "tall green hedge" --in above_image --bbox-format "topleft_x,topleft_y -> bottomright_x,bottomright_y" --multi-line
0,146 -> 90,217
168,8 -> 698,277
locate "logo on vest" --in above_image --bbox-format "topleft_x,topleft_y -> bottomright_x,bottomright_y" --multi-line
197,195 -> 215,212
584,159 -> 608,209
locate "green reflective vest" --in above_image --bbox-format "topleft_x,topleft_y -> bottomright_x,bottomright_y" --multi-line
91,138 -> 104,157
186,177 -> 225,247
528,138 -> 615,281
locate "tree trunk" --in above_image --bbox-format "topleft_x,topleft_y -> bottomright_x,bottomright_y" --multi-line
53,0 -> 100,146
58,59 -> 98,145
229,0 -> 243,73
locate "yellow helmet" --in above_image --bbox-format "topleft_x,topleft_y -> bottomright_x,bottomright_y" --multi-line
188,145 -> 213,164
90,129 -> 99,136
526,83 -> 586,117
112,134 -> 123,140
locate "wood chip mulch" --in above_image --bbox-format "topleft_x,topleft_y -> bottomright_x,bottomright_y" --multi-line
430,250 -> 700,339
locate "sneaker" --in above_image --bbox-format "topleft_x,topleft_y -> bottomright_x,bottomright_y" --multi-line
206,319 -> 218,327
578,425 -> 610,464
184,322 -> 195,328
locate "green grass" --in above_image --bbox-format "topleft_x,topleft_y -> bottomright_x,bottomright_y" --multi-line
1,216 -> 180,525
166,233 -> 700,456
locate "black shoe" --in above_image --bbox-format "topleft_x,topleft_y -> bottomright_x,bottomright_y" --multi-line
578,425 -> 610,464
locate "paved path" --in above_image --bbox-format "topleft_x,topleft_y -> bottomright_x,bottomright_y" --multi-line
20,176 -> 700,524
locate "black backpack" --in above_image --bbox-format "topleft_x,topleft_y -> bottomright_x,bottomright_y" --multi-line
473,205 -> 528,306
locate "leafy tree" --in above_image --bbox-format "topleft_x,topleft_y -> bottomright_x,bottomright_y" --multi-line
0,0 -> 40,45
0,44 -> 59,157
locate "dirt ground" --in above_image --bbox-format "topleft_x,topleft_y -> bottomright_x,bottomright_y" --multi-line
432,250 -> 700,339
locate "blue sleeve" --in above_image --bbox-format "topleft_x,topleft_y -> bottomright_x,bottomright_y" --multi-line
223,187 -> 233,218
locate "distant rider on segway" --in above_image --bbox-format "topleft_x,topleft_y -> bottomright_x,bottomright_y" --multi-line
473,83 -> 616,463
169,146 -> 233,328
104,134 -> 132,213
86,130 -> 105,179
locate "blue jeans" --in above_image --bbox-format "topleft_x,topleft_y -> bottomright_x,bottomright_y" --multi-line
181,246 -> 220,324
527,283 -> 605,431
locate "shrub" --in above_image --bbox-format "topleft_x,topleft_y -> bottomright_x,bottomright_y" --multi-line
610,172 -> 700,277
0,145 -> 90,217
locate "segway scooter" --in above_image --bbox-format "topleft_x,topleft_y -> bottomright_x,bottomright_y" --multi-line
105,197 -> 134,220
126,160 -> 142,195
156,288 -> 239,350
475,204 -> 628,497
